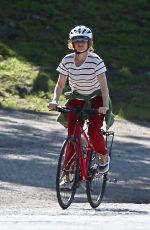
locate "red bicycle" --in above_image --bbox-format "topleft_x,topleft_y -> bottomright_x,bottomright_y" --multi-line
56,106 -> 114,209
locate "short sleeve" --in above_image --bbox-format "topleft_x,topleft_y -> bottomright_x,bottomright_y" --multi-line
56,57 -> 68,76
95,58 -> 107,76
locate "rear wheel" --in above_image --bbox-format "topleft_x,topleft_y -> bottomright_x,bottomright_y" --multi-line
56,136 -> 79,209
86,151 -> 107,208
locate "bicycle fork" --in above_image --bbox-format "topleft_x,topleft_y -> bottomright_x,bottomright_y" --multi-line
78,142 -> 92,181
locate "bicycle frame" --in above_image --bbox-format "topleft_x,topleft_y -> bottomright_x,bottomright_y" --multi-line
56,106 -> 115,209
72,116 -> 93,181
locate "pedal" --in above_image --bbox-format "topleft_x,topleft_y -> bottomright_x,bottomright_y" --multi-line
108,178 -> 117,183
60,187 -> 72,192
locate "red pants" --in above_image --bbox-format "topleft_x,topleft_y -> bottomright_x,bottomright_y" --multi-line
66,96 -> 106,155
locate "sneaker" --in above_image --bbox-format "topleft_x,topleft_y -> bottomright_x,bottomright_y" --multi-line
99,154 -> 110,166
59,175 -> 72,190
99,154 -> 110,173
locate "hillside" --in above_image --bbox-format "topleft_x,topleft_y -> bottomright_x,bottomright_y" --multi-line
0,0 -> 149,120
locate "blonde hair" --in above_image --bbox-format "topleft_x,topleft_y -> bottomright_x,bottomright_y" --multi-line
68,40 -> 94,52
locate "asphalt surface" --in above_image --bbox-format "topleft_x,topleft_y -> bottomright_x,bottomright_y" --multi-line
0,108 -> 150,229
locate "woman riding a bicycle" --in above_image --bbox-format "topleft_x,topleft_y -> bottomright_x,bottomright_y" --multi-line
48,25 -> 114,189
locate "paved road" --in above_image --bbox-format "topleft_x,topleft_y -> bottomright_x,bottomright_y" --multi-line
0,204 -> 149,230
0,108 -> 150,229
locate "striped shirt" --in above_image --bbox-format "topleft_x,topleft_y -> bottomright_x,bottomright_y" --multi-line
56,52 -> 107,95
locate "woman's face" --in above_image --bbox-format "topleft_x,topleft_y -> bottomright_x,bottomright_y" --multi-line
73,41 -> 88,53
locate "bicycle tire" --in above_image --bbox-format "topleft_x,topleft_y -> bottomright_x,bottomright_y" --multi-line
56,136 -> 79,209
86,151 -> 107,208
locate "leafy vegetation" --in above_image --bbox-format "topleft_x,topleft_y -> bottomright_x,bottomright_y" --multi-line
0,0 -> 149,120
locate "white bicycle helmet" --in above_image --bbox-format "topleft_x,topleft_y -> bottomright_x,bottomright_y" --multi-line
69,25 -> 93,41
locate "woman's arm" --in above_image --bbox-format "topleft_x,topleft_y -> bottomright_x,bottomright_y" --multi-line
97,72 -> 109,114
48,74 -> 67,109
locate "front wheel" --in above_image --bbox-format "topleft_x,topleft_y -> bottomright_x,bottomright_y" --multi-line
86,151 -> 107,208
56,136 -> 79,209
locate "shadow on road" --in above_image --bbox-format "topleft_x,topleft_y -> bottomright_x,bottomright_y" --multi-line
84,206 -> 149,215
0,109 -> 64,190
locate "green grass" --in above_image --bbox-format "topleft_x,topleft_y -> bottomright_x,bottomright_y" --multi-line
0,0 -> 150,120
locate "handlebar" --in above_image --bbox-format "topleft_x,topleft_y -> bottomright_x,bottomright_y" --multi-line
56,106 -> 101,116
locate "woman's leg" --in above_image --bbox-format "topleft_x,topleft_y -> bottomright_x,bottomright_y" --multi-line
88,96 -> 106,155
67,99 -> 85,135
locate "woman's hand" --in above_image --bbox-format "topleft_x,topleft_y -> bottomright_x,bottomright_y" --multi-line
48,101 -> 58,110
98,106 -> 109,114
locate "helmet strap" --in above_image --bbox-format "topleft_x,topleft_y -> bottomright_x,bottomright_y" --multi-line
75,49 -> 88,54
